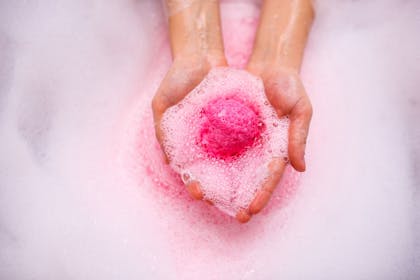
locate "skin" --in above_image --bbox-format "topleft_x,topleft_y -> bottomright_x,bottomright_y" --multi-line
152,0 -> 314,223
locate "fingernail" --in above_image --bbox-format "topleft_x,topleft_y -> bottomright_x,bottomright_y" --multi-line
301,155 -> 306,171
236,209 -> 251,223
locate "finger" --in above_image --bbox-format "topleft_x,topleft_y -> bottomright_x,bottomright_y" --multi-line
249,158 -> 287,215
236,209 -> 251,223
153,121 -> 169,164
151,95 -> 170,163
186,180 -> 204,200
288,96 -> 312,172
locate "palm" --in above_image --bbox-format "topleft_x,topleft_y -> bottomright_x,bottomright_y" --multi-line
251,66 -> 312,171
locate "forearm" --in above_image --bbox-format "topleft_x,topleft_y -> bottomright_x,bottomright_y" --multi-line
166,0 -> 225,63
249,0 -> 314,72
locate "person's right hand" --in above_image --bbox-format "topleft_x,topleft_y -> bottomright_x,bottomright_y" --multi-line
153,0 -> 227,201
152,53 -> 227,200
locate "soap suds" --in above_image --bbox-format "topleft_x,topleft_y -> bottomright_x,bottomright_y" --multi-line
161,68 -> 290,216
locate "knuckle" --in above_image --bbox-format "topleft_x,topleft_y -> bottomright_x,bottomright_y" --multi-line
298,97 -> 313,120
151,94 -> 168,114
154,127 -> 162,141
151,95 -> 160,110
305,102 -> 313,119
305,100 -> 313,114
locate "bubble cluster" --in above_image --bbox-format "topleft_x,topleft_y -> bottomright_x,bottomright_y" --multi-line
161,67 -> 289,216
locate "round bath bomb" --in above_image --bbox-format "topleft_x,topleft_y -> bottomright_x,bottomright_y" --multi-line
161,67 -> 289,216
199,97 -> 263,159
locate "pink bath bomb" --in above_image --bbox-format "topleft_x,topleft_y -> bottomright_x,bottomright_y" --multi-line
199,97 -> 263,159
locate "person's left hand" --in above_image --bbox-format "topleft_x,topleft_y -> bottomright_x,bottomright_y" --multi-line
236,64 -> 313,223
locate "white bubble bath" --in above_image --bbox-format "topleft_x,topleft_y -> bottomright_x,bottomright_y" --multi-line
0,0 -> 419,279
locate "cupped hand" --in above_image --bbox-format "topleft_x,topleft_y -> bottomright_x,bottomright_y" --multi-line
152,53 -> 227,200
236,65 -> 313,223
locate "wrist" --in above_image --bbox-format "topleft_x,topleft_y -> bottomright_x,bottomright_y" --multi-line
249,0 -> 314,72
247,58 -> 299,78
168,0 -> 225,63
173,48 -> 226,68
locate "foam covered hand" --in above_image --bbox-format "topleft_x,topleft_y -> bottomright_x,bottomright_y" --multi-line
152,0 -> 226,201
236,66 -> 312,222
152,55 -> 226,199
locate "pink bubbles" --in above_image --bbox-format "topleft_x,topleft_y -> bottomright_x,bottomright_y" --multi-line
199,96 -> 264,159
161,67 -> 290,216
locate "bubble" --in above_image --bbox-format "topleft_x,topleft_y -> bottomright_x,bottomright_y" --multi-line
181,172 -> 191,184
